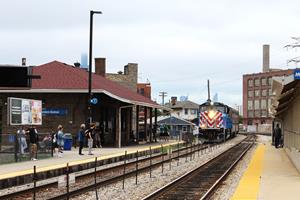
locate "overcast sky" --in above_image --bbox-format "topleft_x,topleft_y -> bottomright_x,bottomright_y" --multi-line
1,0 -> 300,108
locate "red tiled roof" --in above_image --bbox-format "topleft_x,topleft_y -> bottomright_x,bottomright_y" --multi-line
32,61 -> 159,107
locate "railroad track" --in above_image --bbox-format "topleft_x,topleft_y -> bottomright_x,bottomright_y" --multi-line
143,136 -> 255,200
0,142 -> 205,200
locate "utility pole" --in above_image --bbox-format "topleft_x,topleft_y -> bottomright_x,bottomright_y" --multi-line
159,92 -> 167,105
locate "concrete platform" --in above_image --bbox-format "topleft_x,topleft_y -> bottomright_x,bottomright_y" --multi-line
232,136 -> 300,200
0,140 -> 183,189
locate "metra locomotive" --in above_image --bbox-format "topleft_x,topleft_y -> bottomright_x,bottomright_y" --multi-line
199,81 -> 239,141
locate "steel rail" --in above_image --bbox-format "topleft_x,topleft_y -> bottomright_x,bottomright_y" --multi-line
0,143 -> 205,199
142,136 -> 255,200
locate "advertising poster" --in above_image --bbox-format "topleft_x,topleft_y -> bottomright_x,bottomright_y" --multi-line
9,97 -> 42,125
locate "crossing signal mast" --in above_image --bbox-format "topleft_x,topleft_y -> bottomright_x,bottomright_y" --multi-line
284,37 -> 300,66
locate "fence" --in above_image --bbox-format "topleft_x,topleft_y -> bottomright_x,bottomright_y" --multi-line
0,133 -> 53,164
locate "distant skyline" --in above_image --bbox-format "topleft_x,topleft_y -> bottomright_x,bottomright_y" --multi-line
1,0 -> 300,107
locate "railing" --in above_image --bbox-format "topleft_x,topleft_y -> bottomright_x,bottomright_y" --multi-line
0,133 -> 53,164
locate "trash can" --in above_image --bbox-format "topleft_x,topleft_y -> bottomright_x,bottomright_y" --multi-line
63,133 -> 73,150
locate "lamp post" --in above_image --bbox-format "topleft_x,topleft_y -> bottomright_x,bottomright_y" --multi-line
88,10 -> 102,124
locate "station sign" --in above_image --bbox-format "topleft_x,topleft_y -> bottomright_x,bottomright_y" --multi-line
90,97 -> 98,105
42,108 -> 68,116
294,69 -> 300,80
8,97 -> 42,125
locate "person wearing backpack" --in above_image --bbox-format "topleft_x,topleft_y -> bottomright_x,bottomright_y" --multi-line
78,124 -> 85,155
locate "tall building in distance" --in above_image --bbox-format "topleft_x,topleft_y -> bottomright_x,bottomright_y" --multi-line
80,53 -> 88,69
242,45 -> 294,128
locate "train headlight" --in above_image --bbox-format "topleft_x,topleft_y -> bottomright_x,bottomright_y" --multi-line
208,111 -> 216,119
200,124 -> 206,129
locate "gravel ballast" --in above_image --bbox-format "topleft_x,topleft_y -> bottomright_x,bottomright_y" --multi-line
73,135 -> 247,200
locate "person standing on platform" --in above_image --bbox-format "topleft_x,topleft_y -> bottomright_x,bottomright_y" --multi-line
77,124 -> 85,155
85,123 -> 95,155
26,126 -> 38,161
17,126 -> 27,155
57,125 -> 64,157
274,124 -> 282,148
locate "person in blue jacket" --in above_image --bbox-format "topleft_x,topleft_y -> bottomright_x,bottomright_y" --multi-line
78,124 -> 86,155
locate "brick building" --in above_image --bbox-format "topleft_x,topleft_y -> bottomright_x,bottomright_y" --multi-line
243,45 -> 294,128
0,61 -> 164,147
94,57 -> 138,92
137,83 -> 151,99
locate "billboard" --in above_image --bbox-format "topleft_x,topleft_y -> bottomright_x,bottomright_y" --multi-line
8,97 -> 42,125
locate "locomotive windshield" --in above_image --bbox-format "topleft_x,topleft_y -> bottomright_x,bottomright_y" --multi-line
200,105 -> 225,113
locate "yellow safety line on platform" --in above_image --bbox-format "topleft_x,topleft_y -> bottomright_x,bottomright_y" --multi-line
231,144 -> 265,200
0,141 -> 184,180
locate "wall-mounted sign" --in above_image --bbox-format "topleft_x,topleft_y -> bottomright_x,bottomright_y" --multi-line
8,97 -> 42,125
42,108 -> 68,116
294,69 -> 300,80
90,97 -> 98,105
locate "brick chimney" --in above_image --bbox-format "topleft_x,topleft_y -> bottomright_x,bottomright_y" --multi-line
171,96 -> 177,105
95,58 -> 106,77
263,44 -> 270,72
21,58 -> 26,66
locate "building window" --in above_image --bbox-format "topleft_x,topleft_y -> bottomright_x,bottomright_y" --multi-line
261,110 -> 267,117
254,79 -> 260,87
261,99 -> 267,109
261,77 -> 266,86
247,100 -> 253,110
248,111 -> 254,118
255,90 -> 260,97
184,109 -> 188,115
268,77 -> 272,86
247,119 -> 253,125
255,110 -> 261,117
248,79 -> 253,87
190,109 -> 197,114
268,88 -> 273,96
183,126 -> 187,132
248,90 -> 253,98
139,88 -> 145,95
261,89 -> 267,97
254,100 -> 260,110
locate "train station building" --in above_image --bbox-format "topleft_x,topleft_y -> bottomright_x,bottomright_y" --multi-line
271,71 -> 300,171
0,60 -> 166,147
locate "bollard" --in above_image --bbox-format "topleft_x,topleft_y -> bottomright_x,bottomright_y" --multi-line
33,165 -> 37,200
190,143 -> 193,161
198,142 -> 200,157
149,147 -> 152,178
123,151 -> 127,189
177,142 -> 180,166
66,163 -> 69,200
94,157 -> 99,200
169,146 -> 172,170
161,145 -> 164,174
135,150 -> 138,185
193,143 -> 196,160
185,144 -> 188,163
